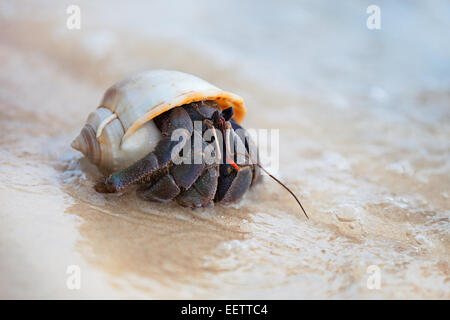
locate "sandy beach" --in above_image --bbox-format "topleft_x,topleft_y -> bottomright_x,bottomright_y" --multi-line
0,0 -> 449,299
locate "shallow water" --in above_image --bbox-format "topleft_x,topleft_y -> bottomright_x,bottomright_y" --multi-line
0,1 -> 449,299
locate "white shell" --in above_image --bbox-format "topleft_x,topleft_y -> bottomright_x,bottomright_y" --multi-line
72,70 -> 246,175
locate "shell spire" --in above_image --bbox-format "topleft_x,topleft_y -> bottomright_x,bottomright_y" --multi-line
71,134 -> 88,156
71,124 -> 101,166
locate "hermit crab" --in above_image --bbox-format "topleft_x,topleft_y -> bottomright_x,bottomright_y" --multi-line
72,70 -> 308,217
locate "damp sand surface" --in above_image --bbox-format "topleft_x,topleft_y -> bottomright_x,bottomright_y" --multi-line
0,1 -> 449,299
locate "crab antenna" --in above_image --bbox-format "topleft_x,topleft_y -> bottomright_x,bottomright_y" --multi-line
232,148 -> 309,219
252,162 -> 309,219
221,124 -> 309,219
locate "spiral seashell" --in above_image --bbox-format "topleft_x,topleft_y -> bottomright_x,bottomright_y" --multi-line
71,70 -> 247,175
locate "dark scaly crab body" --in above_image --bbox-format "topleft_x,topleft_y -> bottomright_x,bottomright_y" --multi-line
95,101 -> 261,208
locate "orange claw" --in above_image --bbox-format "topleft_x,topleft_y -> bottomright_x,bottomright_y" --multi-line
226,157 -> 241,171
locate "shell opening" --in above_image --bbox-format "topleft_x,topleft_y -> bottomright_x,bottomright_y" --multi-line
120,92 -> 245,145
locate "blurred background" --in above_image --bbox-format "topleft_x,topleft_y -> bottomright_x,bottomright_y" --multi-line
0,0 -> 449,299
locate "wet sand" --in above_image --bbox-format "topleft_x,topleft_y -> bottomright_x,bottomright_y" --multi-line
0,1 -> 449,299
